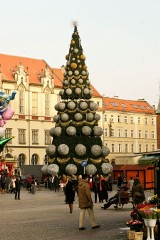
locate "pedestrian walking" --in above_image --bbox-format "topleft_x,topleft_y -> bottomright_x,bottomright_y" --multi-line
78,174 -> 100,230
93,174 -> 101,203
15,176 -> 21,200
65,176 -> 75,213
100,179 -> 108,203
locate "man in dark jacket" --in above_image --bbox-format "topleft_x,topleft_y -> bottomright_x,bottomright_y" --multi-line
78,174 -> 100,230
15,176 -> 21,200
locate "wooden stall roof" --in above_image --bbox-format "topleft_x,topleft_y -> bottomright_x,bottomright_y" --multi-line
113,164 -> 154,171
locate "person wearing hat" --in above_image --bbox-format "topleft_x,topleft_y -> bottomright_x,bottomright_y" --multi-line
78,174 -> 100,230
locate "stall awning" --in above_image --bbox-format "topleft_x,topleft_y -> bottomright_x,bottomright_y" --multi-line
138,155 -> 159,166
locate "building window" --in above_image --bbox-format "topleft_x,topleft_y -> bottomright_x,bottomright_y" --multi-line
152,144 -> 155,151
97,101 -> 99,106
138,117 -> 141,124
117,115 -> 121,123
18,129 -> 26,144
151,131 -> 155,139
131,130 -> 134,138
124,129 -> 128,138
104,115 -> 107,121
18,154 -> 25,166
111,115 -> 114,122
19,89 -> 25,114
151,118 -> 154,125
118,144 -> 122,152
45,93 -> 50,116
131,144 -> 134,153
31,154 -> 38,165
145,117 -> 148,124
145,144 -> 148,152
138,130 -> 142,138
145,131 -> 148,139
139,144 -> 142,153
125,144 -> 128,153
45,130 -> 51,145
32,130 -> 39,144
130,117 -> 134,124
118,129 -> 122,137
5,128 -> 12,144
32,92 -> 38,115
111,144 -> 115,152
124,116 -> 128,123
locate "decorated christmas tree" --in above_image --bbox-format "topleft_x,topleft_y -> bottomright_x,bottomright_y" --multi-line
45,22 -> 111,176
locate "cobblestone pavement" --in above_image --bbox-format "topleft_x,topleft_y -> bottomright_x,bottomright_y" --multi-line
0,187 -> 153,240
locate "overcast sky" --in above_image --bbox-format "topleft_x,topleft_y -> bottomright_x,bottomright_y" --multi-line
0,0 -> 160,107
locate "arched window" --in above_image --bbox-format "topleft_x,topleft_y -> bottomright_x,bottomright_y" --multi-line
31,154 -> 38,165
18,154 -> 25,166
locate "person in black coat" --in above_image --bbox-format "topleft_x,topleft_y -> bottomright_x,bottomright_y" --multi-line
15,176 -> 21,200
65,176 -> 75,213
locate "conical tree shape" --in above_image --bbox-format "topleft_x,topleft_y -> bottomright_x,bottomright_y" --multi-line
46,22 -> 110,176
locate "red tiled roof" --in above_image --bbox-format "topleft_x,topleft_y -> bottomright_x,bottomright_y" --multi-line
103,97 -> 155,114
0,54 -> 102,97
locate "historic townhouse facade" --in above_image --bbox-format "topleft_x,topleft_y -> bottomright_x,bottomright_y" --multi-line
101,97 -> 157,164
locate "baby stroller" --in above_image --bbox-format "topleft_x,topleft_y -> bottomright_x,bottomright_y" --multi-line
101,188 -> 132,209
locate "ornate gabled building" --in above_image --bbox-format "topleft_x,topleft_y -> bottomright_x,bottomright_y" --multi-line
101,96 -> 157,164
0,53 -> 102,175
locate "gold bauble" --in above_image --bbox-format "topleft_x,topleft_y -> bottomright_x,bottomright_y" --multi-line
83,65 -> 87,70
80,54 -> 86,60
77,55 -> 80,59
79,65 -> 82,68
70,62 -> 77,69
74,32 -> 78,35
71,40 -> 75,45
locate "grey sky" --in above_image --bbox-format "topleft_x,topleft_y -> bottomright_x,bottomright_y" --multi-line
0,0 -> 160,107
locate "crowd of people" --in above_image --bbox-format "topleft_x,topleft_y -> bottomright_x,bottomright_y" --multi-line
0,170 -> 146,230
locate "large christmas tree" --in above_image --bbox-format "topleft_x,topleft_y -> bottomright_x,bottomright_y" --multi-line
45,22 -> 111,176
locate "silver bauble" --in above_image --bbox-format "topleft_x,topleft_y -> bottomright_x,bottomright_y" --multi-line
59,102 -> 66,111
41,165 -> 48,175
48,164 -> 59,175
101,163 -> 113,174
53,115 -> 60,123
86,113 -> 94,121
66,88 -> 72,95
75,144 -> 86,156
63,80 -> 69,86
65,164 -> 77,175
71,79 -> 76,84
94,113 -> 100,121
66,126 -> 76,136
68,71 -> 73,76
61,113 -> 69,122
85,164 -> 97,175
91,145 -> 102,157
82,126 -> 92,136
74,48 -> 79,53
79,101 -> 88,110
82,70 -> 86,75
58,144 -> 69,155
93,126 -> 103,136
89,102 -> 97,111
50,127 -> 62,137
74,70 -> 79,75
59,89 -> 64,96
46,144 -> 56,156
102,146 -> 110,157
74,113 -> 83,121
84,88 -> 90,94
67,101 -> 76,110
75,88 -> 81,94
79,78 -> 83,84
